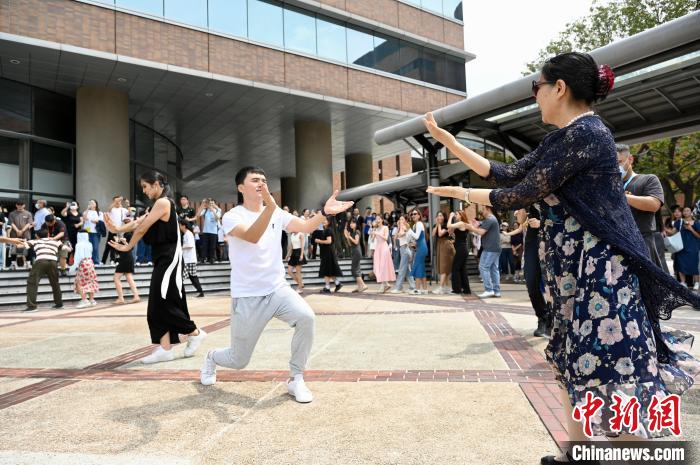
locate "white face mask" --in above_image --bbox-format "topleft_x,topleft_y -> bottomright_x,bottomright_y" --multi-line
619,165 -> 627,178
35,203 -> 41,210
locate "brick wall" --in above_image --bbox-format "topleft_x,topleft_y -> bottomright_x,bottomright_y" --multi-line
398,3 -> 444,44
209,35 -> 285,86
285,54 -> 348,100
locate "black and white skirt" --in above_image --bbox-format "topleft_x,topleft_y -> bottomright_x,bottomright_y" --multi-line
183,262 -> 198,278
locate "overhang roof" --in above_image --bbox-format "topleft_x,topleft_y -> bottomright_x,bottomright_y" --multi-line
374,11 -> 700,155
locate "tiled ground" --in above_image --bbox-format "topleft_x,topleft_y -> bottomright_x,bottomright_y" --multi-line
0,282 -> 698,464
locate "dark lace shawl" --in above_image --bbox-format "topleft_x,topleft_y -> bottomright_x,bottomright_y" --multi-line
487,116 -> 700,327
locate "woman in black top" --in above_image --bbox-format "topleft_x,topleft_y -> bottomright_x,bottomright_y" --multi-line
344,218 -> 367,293
447,209 -> 471,294
316,217 -> 343,293
106,171 -> 206,364
61,202 -> 83,256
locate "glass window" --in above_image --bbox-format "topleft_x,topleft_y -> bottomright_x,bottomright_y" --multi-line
317,17 -> 346,63
0,79 -> 31,134
248,0 -> 283,47
0,136 -> 20,197
116,0 -> 163,16
164,0 -> 207,27
209,0 -> 247,38
421,0 -> 443,14
31,142 -> 73,197
373,34 -> 400,75
443,0 -> 463,20
33,88 -> 76,144
398,40 -> 422,80
444,55 -> 466,92
346,27 -> 375,68
284,6 -> 316,55
422,48 -> 446,87
131,123 -> 155,167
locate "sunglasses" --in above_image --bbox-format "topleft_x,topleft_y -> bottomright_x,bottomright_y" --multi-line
531,80 -> 556,97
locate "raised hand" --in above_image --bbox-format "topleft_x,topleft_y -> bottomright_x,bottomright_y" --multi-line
423,112 -> 456,146
261,183 -> 277,209
324,190 -> 354,215
103,214 -> 122,233
108,239 -> 131,252
426,185 -> 466,200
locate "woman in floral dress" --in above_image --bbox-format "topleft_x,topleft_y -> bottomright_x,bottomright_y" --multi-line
425,52 -> 700,464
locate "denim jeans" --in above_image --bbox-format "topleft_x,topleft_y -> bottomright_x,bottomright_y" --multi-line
394,246 -> 416,291
479,250 -> 501,293
137,239 -> 152,263
88,233 -> 101,265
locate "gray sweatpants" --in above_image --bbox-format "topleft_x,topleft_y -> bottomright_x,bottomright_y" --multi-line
212,285 -> 315,376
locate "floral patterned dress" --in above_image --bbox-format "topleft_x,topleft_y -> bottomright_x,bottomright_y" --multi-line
74,257 -> 99,294
539,194 -> 698,438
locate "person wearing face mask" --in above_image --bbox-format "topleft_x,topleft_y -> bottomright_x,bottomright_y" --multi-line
616,144 -> 667,271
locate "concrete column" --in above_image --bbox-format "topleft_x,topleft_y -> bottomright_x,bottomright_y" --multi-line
295,121 -> 333,211
75,86 -> 130,208
344,152 -> 373,211
280,177 -> 298,210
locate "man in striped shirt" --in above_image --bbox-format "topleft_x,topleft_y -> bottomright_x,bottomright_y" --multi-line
3,229 -> 64,313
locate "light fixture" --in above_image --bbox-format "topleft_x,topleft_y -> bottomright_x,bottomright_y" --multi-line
9,59 -> 21,65
204,92 -> 214,97
116,77 -> 127,83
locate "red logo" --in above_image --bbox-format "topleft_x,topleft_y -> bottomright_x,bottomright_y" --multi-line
648,394 -> 681,436
572,391 -> 604,437
609,393 -> 640,434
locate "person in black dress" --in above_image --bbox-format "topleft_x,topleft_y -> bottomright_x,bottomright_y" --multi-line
106,171 -> 207,364
316,217 -> 343,293
447,209 -> 471,294
112,232 -> 140,305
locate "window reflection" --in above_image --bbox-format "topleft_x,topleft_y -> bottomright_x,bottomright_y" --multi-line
116,0 -> 163,17
317,18 -> 346,63
443,0 -> 463,20
0,136 -> 20,197
373,34 -> 400,75
0,79 -> 31,134
248,0 -> 283,47
209,0 -> 247,38
347,28 -> 375,68
31,142 -> 73,197
398,40 -> 423,80
444,55 -> 466,92
165,0 -> 207,27
284,7 -> 316,55
420,0 -> 443,14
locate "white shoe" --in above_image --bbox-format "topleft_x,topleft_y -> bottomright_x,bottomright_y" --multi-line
409,289 -> 421,295
494,292 -> 502,298
680,282 -> 688,288
90,299 -> 97,306
141,346 -> 175,364
694,282 -> 699,291
287,377 -> 313,403
76,299 -> 91,309
184,329 -> 207,357
478,291 -> 495,298
431,287 -> 443,294
200,350 -> 217,385
389,289 -> 402,294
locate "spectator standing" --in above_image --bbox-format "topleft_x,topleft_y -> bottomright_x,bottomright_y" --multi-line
198,198 -> 221,264
617,144 -> 667,270
407,208 -> 429,294
344,219 -> 368,293
69,232 -> 99,307
8,201 -> 33,269
82,199 -> 103,265
510,222 -> 524,283
33,199 -> 50,233
180,220 -> 205,298
432,211 -> 455,294
499,222 -> 516,280
60,202 -> 83,259
317,217 -> 343,293
41,214 -> 70,276
102,196 -> 128,265
371,215 -> 396,293
11,229 -> 63,312
113,233 -> 141,304
363,208 -> 375,257
391,214 -> 416,294
176,195 -> 196,226
286,229 -> 307,294
448,209 -> 472,294
466,205 -> 501,298
668,206 -> 700,290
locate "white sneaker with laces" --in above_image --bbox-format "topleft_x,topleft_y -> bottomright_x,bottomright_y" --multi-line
141,346 -> 175,364
389,289 -> 402,294
200,350 -> 217,385
184,329 -> 207,357
431,287 -> 443,294
90,299 -> 97,306
478,291 -> 495,298
494,292 -> 502,298
76,299 -> 91,309
409,289 -> 421,295
287,377 -> 313,403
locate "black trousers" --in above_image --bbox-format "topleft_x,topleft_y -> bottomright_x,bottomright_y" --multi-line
200,233 -> 217,263
523,238 -> 548,321
451,245 -> 471,293
101,232 -> 118,264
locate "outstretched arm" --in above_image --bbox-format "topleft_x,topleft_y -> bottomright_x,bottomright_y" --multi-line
286,190 -> 354,234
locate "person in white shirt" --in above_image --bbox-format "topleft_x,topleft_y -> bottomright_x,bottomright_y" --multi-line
82,199 -> 104,265
33,199 -> 50,232
180,220 -> 204,297
199,166 -> 353,403
102,195 -> 129,265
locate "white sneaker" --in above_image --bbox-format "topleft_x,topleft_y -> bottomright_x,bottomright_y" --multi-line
90,299 -> 97,306
76,299 -> 91,309
409,289 -> 421,295
390,289 -> 402,294
200,350 -> 217,385
431,287 -> 443,294
478,291 -> 495,298
694,282 -> 699,291
184,329 -> 207,357
494,292 -> 502,298
287,377 -> 313,403
141,346 -> 175,364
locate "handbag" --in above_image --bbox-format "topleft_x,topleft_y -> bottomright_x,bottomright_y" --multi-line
663,232 -> 683,254
96,220 -> 107,237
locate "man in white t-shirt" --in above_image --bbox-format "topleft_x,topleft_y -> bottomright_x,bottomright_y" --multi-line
200,166 -> 353,403
102,195 -> 129,265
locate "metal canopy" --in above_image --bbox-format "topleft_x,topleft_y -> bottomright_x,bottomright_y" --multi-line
374,11 -> 700,155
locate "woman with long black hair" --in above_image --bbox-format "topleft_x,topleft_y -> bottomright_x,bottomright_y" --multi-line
425,52 -> 699,463
105,171 -> 206,364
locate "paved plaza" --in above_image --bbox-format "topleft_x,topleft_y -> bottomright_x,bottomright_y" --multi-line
0,283 -> 698,465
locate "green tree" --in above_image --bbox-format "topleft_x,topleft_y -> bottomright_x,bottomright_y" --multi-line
525,0 -> 700,206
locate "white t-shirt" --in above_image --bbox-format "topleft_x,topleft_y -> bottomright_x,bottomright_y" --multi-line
83,210 -> 103,233
108,207 -> 129,227
290,232 -> 303,249
182,229 -> 197,264
222,205 -> 295,298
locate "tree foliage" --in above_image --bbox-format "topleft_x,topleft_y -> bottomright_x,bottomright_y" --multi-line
525,0 -> 700,206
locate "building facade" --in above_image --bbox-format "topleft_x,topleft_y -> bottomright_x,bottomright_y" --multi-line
0,0 -> 471,211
